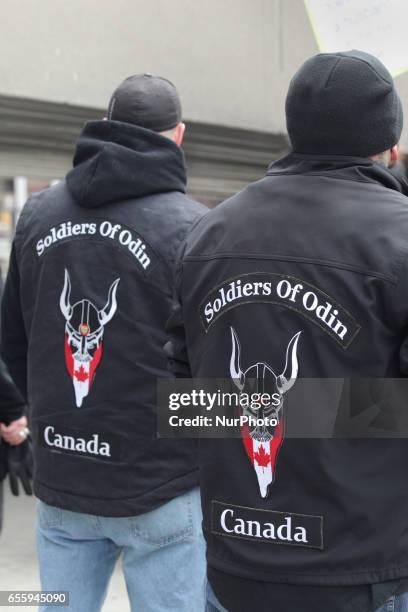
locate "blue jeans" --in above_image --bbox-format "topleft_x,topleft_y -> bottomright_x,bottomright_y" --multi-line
376,593 -> 408,612
205,581 -> 408,612
36,487 -> 206,612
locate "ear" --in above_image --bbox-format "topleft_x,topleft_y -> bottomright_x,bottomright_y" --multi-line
390,144 -> 399,164
174,122 -> 185,147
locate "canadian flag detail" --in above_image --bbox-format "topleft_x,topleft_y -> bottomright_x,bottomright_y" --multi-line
241,418 -> 284,498
64,336 -> 103,407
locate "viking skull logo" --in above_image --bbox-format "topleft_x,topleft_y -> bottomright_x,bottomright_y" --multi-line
60,269 -> 120,407
230,327 -> 301,498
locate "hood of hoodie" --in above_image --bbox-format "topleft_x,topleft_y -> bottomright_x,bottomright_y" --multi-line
66,120 -> 187,208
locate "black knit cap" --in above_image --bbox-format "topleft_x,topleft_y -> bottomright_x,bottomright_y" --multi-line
285,50 -> 403,157
107,73 -> 182,132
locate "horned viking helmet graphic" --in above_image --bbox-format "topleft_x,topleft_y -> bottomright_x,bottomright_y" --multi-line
230,327 -> 301,498
60,269 -> 120,407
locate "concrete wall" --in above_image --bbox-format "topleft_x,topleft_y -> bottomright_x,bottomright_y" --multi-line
0,0 -> 317,134
1,0 -> 408,146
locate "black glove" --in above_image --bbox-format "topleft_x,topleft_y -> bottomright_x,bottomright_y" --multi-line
5,438 -> 33,496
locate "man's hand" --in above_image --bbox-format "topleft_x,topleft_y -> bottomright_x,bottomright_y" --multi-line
0,416 -> 29,446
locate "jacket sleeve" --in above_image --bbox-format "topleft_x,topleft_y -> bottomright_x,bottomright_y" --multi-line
164,241 -> 192,378
0,242 -> 28,402
0,357 -> 25,424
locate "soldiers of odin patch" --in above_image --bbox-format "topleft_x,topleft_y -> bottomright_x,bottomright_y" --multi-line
211,500 -> 324,549
200,272 -> 361,348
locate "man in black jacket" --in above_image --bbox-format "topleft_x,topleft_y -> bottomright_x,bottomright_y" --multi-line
0,272 -> 30,532
0,354 -> 28,531
166,51 -> 408,612
1,74 -> 206,612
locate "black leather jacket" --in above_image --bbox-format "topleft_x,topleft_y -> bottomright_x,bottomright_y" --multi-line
167,153 -> 408,585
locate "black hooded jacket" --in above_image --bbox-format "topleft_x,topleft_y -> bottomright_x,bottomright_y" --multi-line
0,275 -> 25,426
167,153 -> 408,592
1,120 -> 205,516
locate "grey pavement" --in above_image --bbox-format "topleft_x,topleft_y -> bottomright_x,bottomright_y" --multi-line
0,488 -> 129,611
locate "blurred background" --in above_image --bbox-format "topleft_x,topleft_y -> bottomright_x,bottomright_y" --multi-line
1,0 -> 408,271
1,0 -> 408,607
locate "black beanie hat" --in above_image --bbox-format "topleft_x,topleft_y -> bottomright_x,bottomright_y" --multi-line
285,50 -> 403,157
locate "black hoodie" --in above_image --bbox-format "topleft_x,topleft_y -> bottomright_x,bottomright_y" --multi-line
1,120 -> 205,516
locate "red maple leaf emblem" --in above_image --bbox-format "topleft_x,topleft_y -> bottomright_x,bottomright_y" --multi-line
74,365 -> 89,382
254,445 -> 271,468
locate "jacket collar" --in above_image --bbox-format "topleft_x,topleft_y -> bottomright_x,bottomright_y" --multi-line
267,152 -> 408,196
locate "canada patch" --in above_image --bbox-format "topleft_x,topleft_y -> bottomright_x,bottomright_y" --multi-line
212,500 -> 323,549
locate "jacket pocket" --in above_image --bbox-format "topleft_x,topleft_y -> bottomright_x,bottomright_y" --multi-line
130,489 -> 195,546
37,501 -> 63,529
